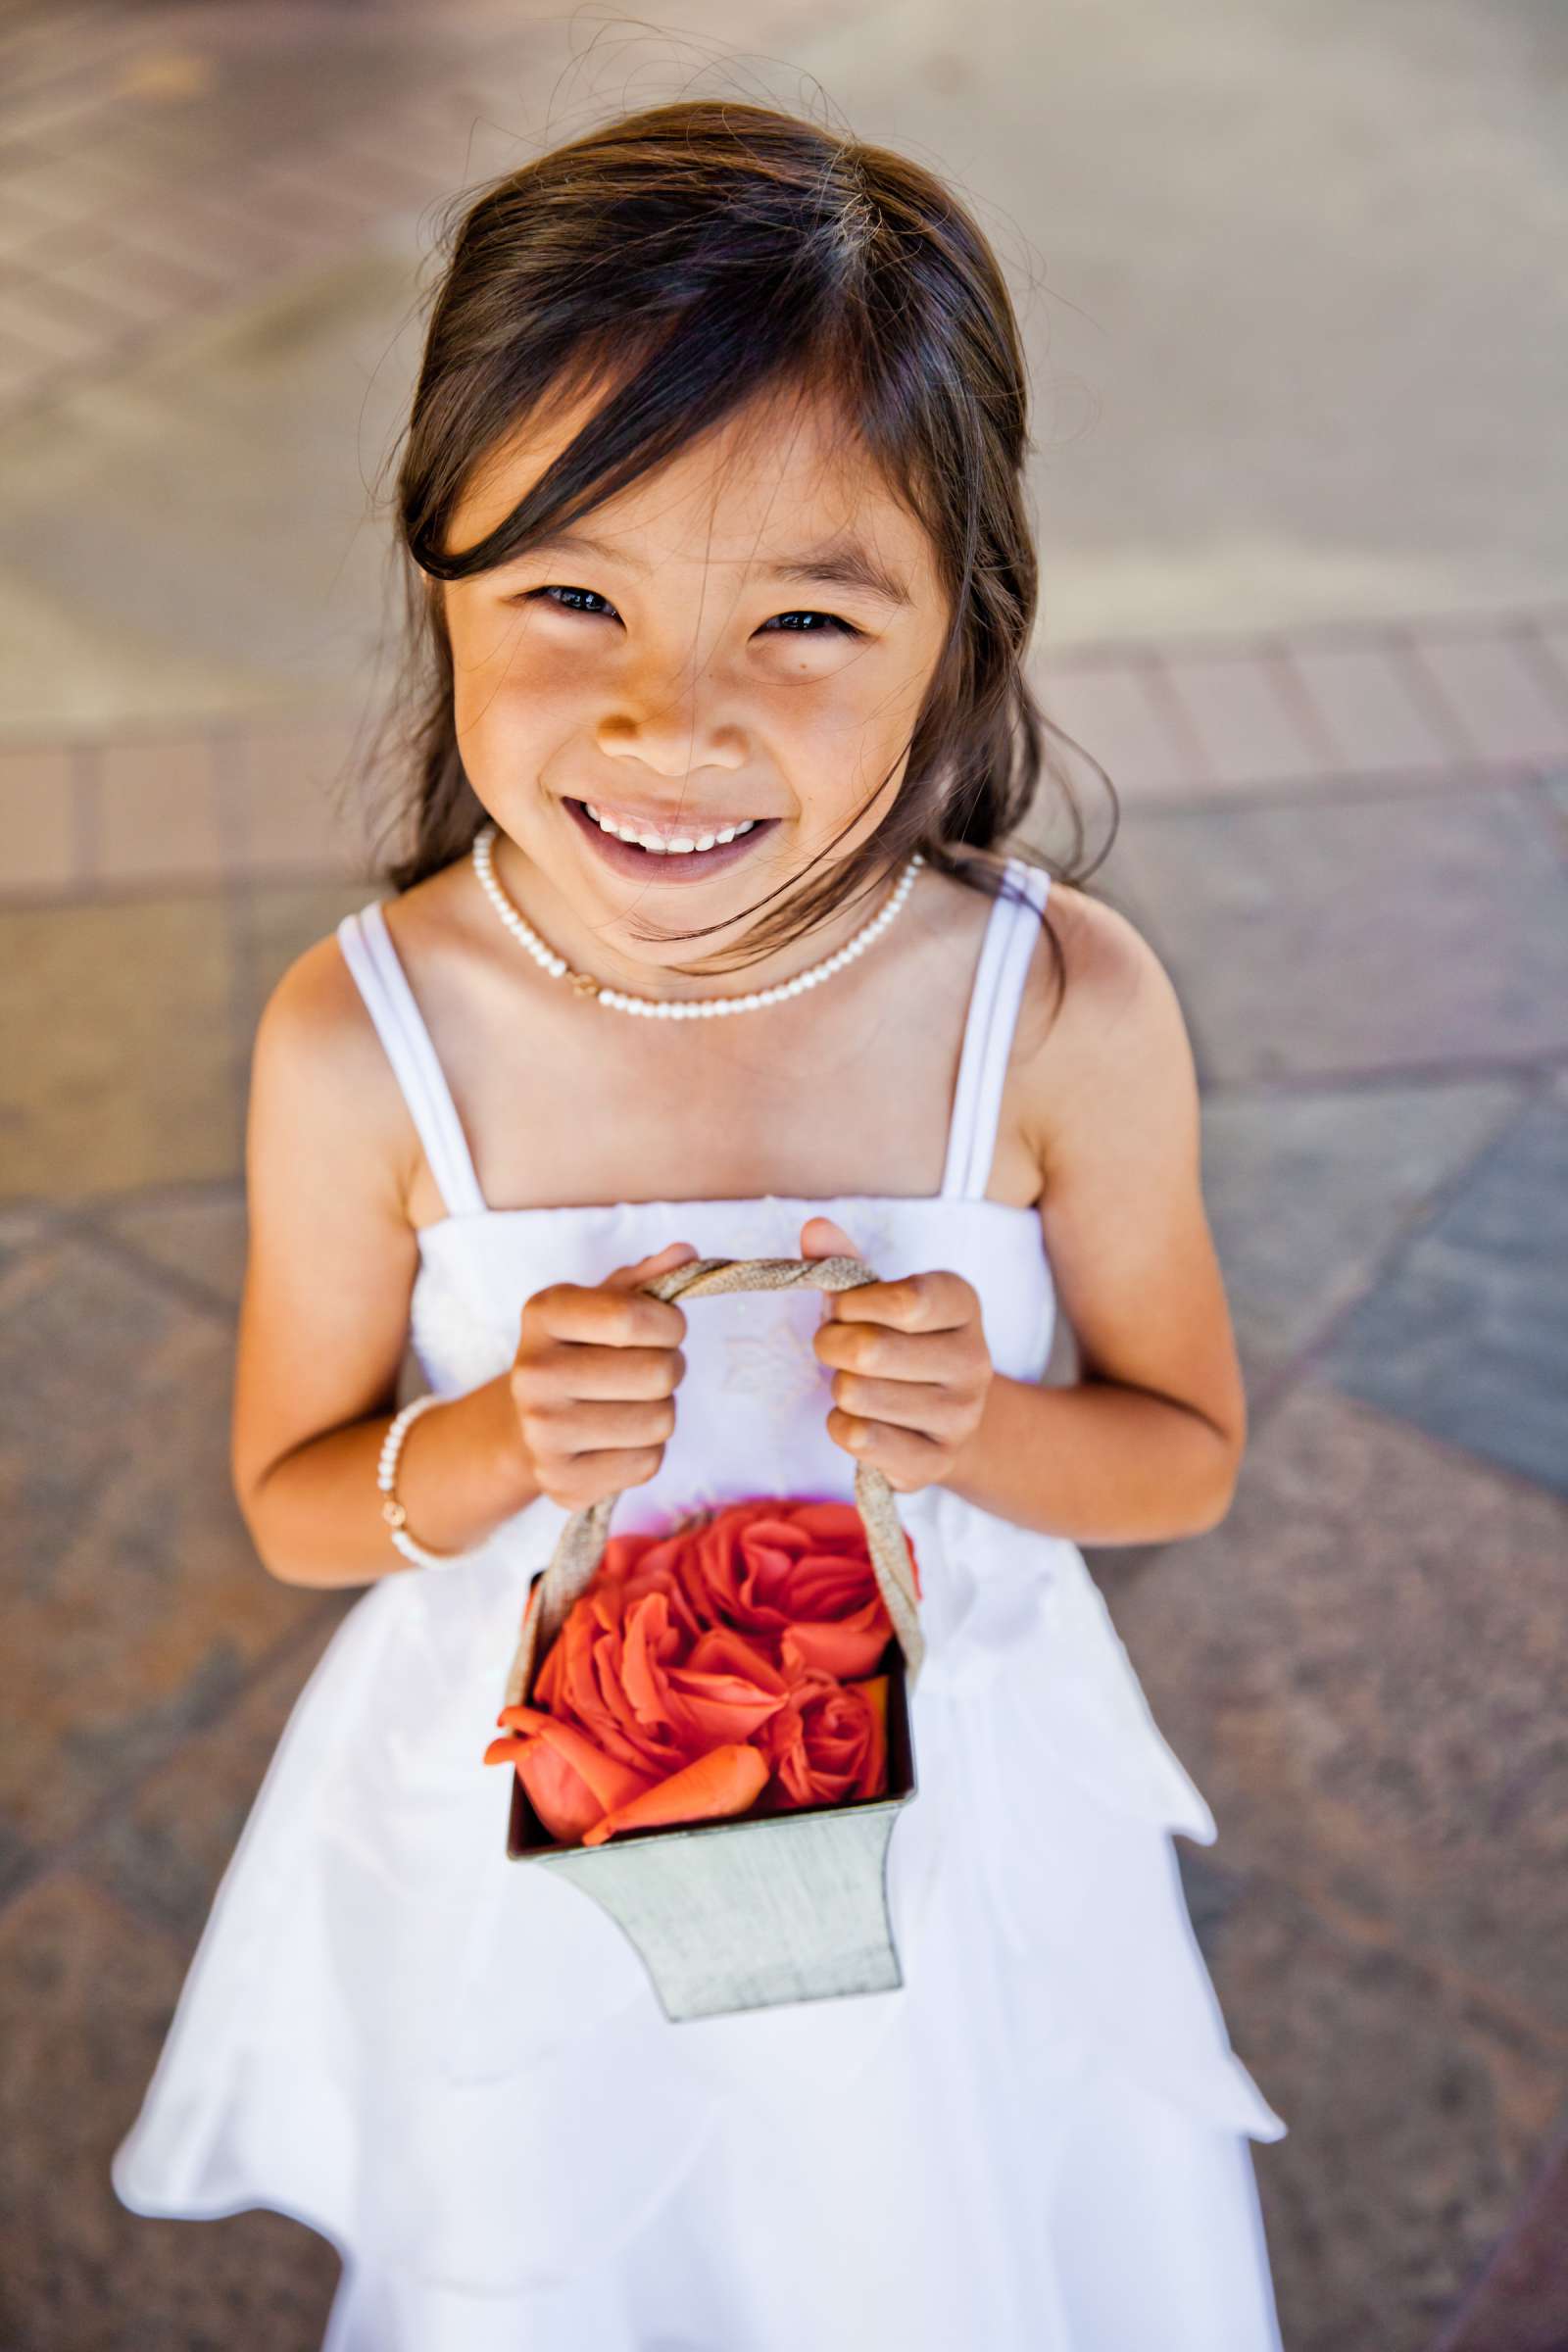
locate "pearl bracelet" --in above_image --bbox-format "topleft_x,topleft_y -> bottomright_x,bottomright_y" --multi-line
377,1392 -> 466,1570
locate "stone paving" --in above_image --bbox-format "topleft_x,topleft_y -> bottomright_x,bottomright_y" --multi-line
2,4 -> 1566,2349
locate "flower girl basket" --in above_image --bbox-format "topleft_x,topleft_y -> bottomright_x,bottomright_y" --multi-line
498,1254 -> 926,2023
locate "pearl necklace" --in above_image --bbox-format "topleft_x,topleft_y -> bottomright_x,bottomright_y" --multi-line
470,820 -> 923,1018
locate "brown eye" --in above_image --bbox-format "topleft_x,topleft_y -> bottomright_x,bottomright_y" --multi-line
762,611 -> 859,637
525,585 -> 619,618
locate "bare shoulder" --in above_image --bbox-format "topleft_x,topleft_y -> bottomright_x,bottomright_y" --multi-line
1009,871 -> 1199,1188
252,918 -> 416,1217
259,918 -> 377,1065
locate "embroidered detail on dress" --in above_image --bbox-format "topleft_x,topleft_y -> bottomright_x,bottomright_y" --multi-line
721,1322 -> 835,1437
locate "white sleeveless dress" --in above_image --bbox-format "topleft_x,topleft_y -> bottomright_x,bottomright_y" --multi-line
113,856 -> 1289,2351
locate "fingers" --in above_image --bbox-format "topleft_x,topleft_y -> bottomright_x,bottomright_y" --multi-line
819,1371 -> 970,1441
529,1395 -> 679,1453
514,1341 -> 685,1403
812,1318 -> 976,1384
528,1274 -> 690,1349
605,1241 -> 700,1288
824,1408 -> 952,1494
800,1214 -> 860,1261
512,1241 -> 698,1509
821,1268 -> 976,1332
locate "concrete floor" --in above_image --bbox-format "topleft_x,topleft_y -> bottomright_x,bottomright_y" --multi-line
1,4 -> 1566,2349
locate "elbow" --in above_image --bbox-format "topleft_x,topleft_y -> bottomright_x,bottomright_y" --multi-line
233,1465 -> 308,1587
241,1509 -> 301,1589
1187,1483 -> 1237,1539
1186,1435 -> 1244,1538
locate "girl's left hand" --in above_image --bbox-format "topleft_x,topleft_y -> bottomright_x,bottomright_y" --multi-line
801,1216 -> 994,1494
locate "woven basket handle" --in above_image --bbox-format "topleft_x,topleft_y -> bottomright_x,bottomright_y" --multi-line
501,1253 -> 926,1710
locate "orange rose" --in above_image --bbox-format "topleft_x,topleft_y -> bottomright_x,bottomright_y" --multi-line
489,1582 -> 792,1844
753,1668 -> 889,1811
681,1497 -> 910,1682
486,1496 -> 913,1845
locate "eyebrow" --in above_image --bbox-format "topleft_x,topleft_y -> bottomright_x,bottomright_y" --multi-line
498,526 -> 913,610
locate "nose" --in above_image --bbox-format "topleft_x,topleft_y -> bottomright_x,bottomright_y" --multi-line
596,651 -> 747,777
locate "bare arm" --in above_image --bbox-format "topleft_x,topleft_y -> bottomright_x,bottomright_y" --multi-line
943,889 -> 1246,1544
231,935 -> 539,1589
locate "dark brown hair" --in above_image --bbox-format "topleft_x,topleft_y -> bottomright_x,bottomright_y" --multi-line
370,97 -> 1116,1004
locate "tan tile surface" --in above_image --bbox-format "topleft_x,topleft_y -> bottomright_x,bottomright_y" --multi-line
0,893 -> 241,1199
0,1875 -> 339,2350
0,1229 -> 315,1861
93,1184 -> 250,1312
1102,783 -> 1568,1084
97,733 -> 225,885
1158,647 -> 1337,789
1437,2121 -> 1568,2352
1208,1874 -> 1562,2352
1034,655 -> 1204,804
0,268 -> 104,360
0,741 -> 78,892
1109,1380 -> 1568,2039
1197,1077 -> 1521,1388
1534,618 -> 1568,708
86,1602 -> 350,1945
228,717 -> 374,879
1282,638 -> 1453,778
1409,629 -> 1568,769
47,234 -> 224,327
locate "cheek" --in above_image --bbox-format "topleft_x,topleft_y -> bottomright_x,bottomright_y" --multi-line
759,654 -> 906,753
449,622 -> 573,749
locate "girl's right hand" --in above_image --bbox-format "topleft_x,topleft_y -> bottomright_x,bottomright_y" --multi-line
508,1241 -> 699,1510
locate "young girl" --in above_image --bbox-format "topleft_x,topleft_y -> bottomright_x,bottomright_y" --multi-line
113,98 -> 1289,2350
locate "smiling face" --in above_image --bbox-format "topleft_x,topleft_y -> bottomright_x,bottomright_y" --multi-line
435,374 -> 952,987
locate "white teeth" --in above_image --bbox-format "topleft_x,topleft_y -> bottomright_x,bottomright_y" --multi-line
581,801 -> 759,853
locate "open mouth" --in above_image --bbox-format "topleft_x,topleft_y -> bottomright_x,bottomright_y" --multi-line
564,796 -> 779,881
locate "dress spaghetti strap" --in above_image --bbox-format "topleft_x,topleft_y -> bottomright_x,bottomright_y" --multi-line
335,901 -> 487,1222
334,860 -> 1048,1223
939,857 -> 1052,1202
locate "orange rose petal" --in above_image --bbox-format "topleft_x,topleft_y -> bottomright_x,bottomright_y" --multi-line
496,1700 -> 559,1734
483,1734 -> 531,1767
781,1610 -> 891,1682
666,1686 -> 791,1748
789,1501 -> 863,1539
684,1626 -> 788,1684
515,1741 -> 609,1844
521,1733 -> 661,1844
662,1627 -> 790,1745
580,1741 -> 771,1847
619,1591 -> 678,1729
492,1711 -> 656,1813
